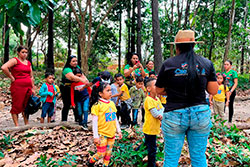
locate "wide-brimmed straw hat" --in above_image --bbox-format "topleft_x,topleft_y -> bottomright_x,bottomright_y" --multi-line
169,30 -> 204,44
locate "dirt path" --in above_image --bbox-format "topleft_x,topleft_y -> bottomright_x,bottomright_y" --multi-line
0,97 -> 250,129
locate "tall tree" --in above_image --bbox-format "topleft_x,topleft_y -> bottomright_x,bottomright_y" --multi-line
46,2 -> 54,73
240,0 -> 249,74
222,0 -> 236,71
68,8 -> 72,57
26,27 -> 32,67
170,0 -> 174,57
152,0 -> 162,74
177,0 -> 184,28
183,0 -> 192,29
67,0 -> 120,74
131,0 -> 136,53
3,14 -> 9,64
208,0 -> 217,60
127,0 -> 131,53
137,0 -> 142,61
118,5 -> 122,72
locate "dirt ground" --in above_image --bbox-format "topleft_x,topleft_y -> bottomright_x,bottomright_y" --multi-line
0,97 -> 250,130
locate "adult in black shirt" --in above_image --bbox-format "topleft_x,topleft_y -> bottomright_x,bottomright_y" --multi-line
156,30 -> 218,167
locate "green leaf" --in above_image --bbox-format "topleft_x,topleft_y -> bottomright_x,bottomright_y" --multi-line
29,3 -> 41,25
20,0 -> 31,6
5,0 -> 18,9
0,151 -> 4,158
0,12 -> 4,28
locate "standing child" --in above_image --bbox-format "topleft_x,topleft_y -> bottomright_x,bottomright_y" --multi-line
51,83 -> 61,122
111,74 -> 121,121
39,72 -> 58,123
129,76 -> 145,126
88,82 -> 122,167
112,74 -> 132,128
71,68 -> 90,130
209,73 -> 230,119
143,78 -> 164,167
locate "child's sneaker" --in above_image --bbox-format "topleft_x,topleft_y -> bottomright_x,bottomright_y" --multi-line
83,124 -> 88,130
121,125 -> 127,129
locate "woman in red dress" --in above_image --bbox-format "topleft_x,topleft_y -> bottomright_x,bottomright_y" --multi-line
1,46 -> 35,126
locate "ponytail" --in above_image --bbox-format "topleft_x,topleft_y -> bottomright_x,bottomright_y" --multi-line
90,81 -> 109,108
176,43 -> 199,93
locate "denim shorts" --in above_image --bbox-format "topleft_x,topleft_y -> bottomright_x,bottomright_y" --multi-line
41,102 -> 54,118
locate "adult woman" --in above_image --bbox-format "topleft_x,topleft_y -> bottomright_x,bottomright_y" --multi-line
60,55 -> 88,121
144,60 -> 154,78
155,30 -> 218,167
1,46 -> 35,126
223,60 -> 238,123
124,52 -> 146,87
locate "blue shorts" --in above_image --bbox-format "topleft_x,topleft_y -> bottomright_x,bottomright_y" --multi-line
41,102 -> 54,118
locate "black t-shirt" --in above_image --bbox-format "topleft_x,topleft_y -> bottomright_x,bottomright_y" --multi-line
155,54 -> 217,112
92,76 -> 101,84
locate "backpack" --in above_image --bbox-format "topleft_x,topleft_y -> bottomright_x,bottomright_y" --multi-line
25,95 -> 41,115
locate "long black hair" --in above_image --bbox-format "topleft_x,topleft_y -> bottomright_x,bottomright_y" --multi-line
176,43 -> 200,94
90,81 -> 110,108
63,55 -> 77,70
125,52 -> 139,67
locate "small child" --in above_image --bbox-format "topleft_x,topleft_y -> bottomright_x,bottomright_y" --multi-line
129,76 -> 145,126
209,73 -> 229,119
71,68 -> 90,129
88,82 -> 122,167
149,71 -> 157,79
88,71 -> 112,87
111,74 -> 122,121
51,83 -> 61,122
39,72 -> 58,123
143,78 -> 164,167
112,74 -> 132,128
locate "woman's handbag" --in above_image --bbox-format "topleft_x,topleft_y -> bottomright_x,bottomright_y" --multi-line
25,95 -> 41,115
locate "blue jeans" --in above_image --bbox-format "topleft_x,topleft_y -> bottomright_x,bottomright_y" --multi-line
76,98 -> 89,125
162,104 -> 211,167
41,102 -> 54,118
132,109 -> 138,125
144,134 -> 157,167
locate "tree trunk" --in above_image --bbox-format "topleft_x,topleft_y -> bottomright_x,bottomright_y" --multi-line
137,0 -> 142,61
131,0 -> 136,53
3,14 -> 9,64
177,0 -> 184,28
118,6 -> 122,72
68,9 -> 72,57
46,2 -> 54,74
170,0 -> 174,57
240,0 -> 248,74
222,0 -> 235,71
27,27 -> 33,69
127,0 -> 131,52
208,0 -> 216,60
36,38 -> 39,69
183,0 -> 192,29
77,42 -> 81,68
191,0 -> 201,30
152,0 -> 162,74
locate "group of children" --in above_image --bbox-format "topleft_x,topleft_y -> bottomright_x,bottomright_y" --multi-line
38,68 -> 165,166
38,69 -> 228,167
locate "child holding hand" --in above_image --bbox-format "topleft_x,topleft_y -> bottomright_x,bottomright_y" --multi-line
88,82 -> 122,167
143,78 -> 164,167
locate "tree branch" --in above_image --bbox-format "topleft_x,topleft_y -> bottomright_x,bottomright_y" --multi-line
89,0 -> 120,52
67,0 -> 81,26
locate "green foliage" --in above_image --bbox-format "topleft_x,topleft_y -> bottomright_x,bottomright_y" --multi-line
36,153 -> 78,167
36,154 -> 57,167
0,135 -> 15,150
110,128 -> 164,166
238,74 -> 250,91
208,115 -> 250,166
0,151 -> 4,158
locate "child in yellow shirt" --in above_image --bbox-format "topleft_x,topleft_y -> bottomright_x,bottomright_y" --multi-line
143,78 -> 164,167
88,82 -> 122,167
209,73 -> 229,119
112,74 -> 132,129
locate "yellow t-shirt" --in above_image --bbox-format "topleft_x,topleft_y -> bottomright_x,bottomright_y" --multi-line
213,85 -> 229,102
55,85 -> 60,93
160,95 -> 167,104
120,84 -> 131,101
91,99 -> 117,138
143,96 -> 163,135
